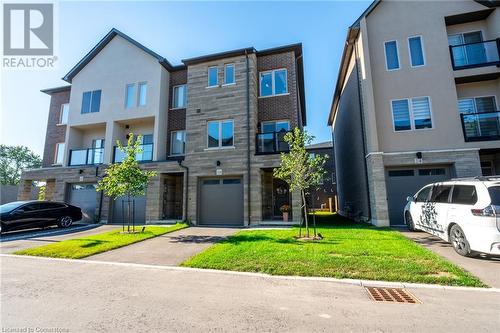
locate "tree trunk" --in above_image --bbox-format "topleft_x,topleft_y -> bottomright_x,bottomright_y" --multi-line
301,190 -> 309,238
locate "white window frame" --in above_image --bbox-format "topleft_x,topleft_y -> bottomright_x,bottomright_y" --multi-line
54,142 -> 65,165
170,130 -> 186,156
390,96 -> 434,132
407,35 -> 426,68
208,66 -> 219,88
223,63 -> 235,86
458,95 -> 498,114
138,82 -> 147,107
259,68 -> 288,97
206,119 -> 234,149
172,84 -> 187,109
384,40 -> 400,71
58,103 -> 69,125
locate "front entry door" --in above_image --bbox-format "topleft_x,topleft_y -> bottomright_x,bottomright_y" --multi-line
273,179 -> 290,217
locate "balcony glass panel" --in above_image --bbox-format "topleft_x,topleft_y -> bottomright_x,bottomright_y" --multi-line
449,39 -> 500,69
256,131 -> 290,154
461,112 -> 500,142
113,144 -> 153,163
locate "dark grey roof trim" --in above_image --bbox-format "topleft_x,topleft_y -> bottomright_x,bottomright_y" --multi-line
62,28 -> 175,83
445,8 -> 494,25
306,141 -> 333,150
40,85 -> 71,94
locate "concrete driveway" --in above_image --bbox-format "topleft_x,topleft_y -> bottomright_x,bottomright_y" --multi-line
401,230 -> 500,288
87,226 -> 238,265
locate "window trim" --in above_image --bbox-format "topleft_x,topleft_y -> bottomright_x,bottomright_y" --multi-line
170,130 -> 186,156
223,63 -> 235,86
207,66 -> 219,88
206,119 -> 234,149
407,35 -> 426,68
125,83 -> 136,108
58,103 -> 69,125
390,96 -> 434,132
384,40 -> 401,71
53,142 -> 65,165
258,68 -> 289,97
137,82 -> 147,107
172,84 -> 187,109
458,95 -> 498,114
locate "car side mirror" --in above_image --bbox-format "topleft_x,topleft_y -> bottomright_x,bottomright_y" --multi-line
406,196 -> 414,202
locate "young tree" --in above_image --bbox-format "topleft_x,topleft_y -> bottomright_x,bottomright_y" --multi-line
0,145 -> 42,185
97,134 -> 156,232
273,128 -> 328,238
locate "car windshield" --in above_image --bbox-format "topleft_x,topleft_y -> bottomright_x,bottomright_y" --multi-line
0,201 -> 25,214
488,186 -> 500,205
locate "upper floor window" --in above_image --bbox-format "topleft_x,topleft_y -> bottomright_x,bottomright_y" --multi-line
207,119 -> 233,148
173,85 -> 187,109
384,40 -> 400,71
208,66 -> 218,87
408,36 -> 425,67
458,96 -> 497,114
81,90 -> 101,114
125,84 -> 135,108
262,120 -> 289,133
259,69 -> 288,97
448,31 -> 490,68
170,130 -> 186,156
59,103 -> 69,124
54,142 -> 65,165
391,96 -> 432,131
224,64 -> 235,85
138,82 -> 147,106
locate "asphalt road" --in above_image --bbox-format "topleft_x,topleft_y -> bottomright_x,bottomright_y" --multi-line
2,255 -> 499,332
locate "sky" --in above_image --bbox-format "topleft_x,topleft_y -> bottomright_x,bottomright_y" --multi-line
0,0 -> 371,156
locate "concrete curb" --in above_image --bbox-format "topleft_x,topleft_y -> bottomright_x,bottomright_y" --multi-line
2,253 -> 498,293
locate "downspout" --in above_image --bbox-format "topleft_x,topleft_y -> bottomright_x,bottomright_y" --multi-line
178,160 -> 189,223
245,50 -> 251,227
353,40 -> 372,221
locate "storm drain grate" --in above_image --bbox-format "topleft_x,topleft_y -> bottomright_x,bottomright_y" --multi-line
365,287 -> 421,304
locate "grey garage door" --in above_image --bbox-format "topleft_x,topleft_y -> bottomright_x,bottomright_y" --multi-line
68,183 -> 98,223
112,195 -> 146,225
386,166 -> 451,226
199,178 -> 244,226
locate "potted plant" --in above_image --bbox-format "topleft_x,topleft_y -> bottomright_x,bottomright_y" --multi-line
280,204 -> 290,222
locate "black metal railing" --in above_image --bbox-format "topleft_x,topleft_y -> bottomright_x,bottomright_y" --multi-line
449,39 -> 500,70
113,143 -> 154,163
256,131 -> 290,154
460,111 -> 500,142
68,147 -> 104,166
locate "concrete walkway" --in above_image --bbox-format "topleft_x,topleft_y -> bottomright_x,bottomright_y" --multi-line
401,230 -> 500,288
87,226 -> 238,265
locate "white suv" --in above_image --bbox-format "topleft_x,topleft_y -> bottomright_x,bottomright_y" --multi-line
403,177 -> 500,257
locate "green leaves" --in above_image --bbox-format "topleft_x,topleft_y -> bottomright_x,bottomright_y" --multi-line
97,133 -> 156,199
0,145 -> 42,185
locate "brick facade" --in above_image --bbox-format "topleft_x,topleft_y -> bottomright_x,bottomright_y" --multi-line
42,89 -> 70,167
167,69 -> 187,156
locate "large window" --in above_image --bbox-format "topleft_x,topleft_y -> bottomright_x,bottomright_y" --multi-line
448,31 -> 487,67
261,120 -> 289,133
259,69 -> 288,97
207,120 -> 234,148
54,143 -> 65,165
408,36 -> 425,67
170,130 -> 186,156
172,85 -> 187,108
138,82 -> 147,106
59,103 -> 69,124
391,97 -> 432,131
208,66 -> 218,87
224,64 -> 235,85
458,96 -> 497,114
384,40 -> 400,71
81,90 -> 101,114
125,84 -> 135,108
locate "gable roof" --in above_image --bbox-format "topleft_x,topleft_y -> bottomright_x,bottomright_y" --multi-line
62,28 -> 182,83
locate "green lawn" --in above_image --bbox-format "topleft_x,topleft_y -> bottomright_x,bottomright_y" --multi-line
15,223 -> 188,259
182,216 -> 485,287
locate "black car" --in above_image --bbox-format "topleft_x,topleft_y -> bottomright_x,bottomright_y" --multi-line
0,201 -> 82,234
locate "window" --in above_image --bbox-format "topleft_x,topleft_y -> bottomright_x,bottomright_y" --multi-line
59,104 -> 69,124
208,66 -> 218,87
81,90 -> 101,113
223,179 -> 241,185
259,69 -> 288,97
448,31 -> 486,67
170,130 -> 186,156
391,97 -> 432,131
172,85 -> 187,108
261,121 -> 290,133
54,143 -> 65,165
451,185 -> 477,205
488,186 -> 500,205
207,120 -> 233,148
458,96 -> 497,114
125,84 -> 135,108
418,168 -> 446,176
388,169 -> 414,177
415,186 -> 432,202
138,82 -> 147,106
384,40 -> 400,70
224,64 -> 235,85
431,186 -> 452,203
481,161 -> 494,176
408,36 -> 425,67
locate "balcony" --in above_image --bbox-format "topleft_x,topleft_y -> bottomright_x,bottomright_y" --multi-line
113,143 -> 154,163
68,148 -> 104,166
460,111 -> 500,142
256,131 -> 290,154
449,39 -> 500,70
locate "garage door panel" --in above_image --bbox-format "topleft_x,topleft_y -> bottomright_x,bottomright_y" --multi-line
69,183 -> 97,223
199,178 -> 243,226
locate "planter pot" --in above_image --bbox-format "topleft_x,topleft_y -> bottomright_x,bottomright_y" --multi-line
282,212 -> 289,222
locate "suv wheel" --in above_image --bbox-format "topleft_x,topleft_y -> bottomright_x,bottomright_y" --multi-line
405,212 -> 415,231
450,225 -> 477,257
58,216 -> 73,228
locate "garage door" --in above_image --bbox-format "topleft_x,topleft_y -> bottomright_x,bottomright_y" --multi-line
112,195 -> 146,225
68,183 -> 98,223
199,178 -> 244,226
386,166 -> 451,226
